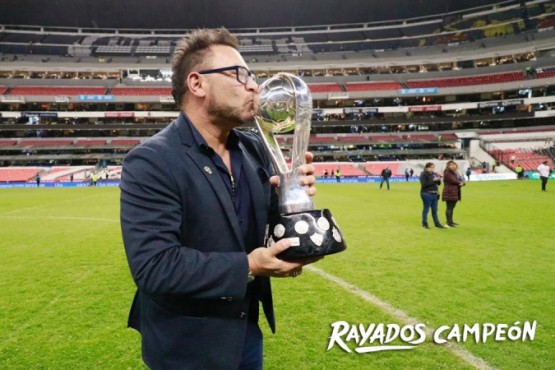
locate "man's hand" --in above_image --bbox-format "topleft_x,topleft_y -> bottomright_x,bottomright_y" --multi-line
269,152 -> 317,197
247,238 -> 322,278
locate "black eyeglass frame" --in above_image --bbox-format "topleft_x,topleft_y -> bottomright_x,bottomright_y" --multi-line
197,65 -> 256,84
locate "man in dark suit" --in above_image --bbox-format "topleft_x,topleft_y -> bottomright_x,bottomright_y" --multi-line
379,166 -> 392,190
120,28 -> 319,370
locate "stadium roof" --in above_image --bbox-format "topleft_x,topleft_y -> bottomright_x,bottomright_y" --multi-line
0,0 -> 512,29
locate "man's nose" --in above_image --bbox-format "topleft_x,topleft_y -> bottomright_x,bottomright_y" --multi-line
246,77 -> 259,92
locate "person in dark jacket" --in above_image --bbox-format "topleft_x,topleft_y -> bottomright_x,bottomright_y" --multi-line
380,166 -> 392,190
419,162 -> 444,229
120,28 -> 319,370
442,160 -> 466,227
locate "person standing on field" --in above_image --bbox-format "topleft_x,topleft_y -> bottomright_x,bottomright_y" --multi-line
537,160 -> 551,191
380,166 -> 392,190
120,27 -> 319,370
419,163 -> 444,229
442,160 -> 465,227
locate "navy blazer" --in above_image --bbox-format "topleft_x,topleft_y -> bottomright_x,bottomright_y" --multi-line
120,112 -> 277,369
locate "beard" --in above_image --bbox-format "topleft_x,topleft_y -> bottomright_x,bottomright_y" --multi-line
207,98 -> 254,127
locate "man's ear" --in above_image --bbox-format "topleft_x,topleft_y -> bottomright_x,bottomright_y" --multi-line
187,72 -> 206,98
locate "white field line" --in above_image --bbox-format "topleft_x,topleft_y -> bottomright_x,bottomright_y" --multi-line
306,265 -> 496,370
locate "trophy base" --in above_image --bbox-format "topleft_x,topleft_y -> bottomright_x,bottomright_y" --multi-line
266,209 -> 347,261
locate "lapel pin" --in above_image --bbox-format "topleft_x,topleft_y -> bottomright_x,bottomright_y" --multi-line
204,166 -> 213,175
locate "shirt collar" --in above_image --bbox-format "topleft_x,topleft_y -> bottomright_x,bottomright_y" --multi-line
185,115 -> 241,155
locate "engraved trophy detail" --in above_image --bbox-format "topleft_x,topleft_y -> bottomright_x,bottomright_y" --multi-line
255,72 -> 347,260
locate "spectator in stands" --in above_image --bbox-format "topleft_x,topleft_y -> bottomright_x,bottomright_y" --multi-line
419,163 -> 444,229
335,168 -> 341,182
380,166 -> 392,190
537,160 -> 551,191
119,28 -> 318,370
35,172 -> 41,187
466,167 -> 472,181
442,161 -> 466,227
515,164 -> 524,179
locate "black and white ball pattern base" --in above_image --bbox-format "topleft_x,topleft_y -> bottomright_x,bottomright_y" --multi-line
266,209 -> 347,260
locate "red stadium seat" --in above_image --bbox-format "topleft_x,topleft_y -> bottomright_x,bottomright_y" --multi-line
19,140 -> 73,147
75,139 -> 106,146
0,168 -> 42,182
307,84 -> 343,93
0,139 -> 17,146
345,82 -> 402,91
111,87 -> 173,96
110,139 -> 141,146
406,71 -> 526,88
8,87 -> 106,95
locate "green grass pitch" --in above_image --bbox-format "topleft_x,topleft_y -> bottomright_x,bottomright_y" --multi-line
0,180 -> 553,369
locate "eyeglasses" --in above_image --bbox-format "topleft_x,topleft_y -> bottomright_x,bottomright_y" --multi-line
198,65 -> 256,85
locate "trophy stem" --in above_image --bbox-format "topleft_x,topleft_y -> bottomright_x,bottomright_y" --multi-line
278,172 -> 314,214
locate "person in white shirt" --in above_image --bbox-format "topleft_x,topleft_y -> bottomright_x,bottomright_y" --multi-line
537,160 -> 551,191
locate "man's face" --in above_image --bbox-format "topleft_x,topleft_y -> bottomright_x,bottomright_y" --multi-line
201,45 -> 258,127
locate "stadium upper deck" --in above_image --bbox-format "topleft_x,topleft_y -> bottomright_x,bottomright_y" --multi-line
1,0 -> 554,168
0,0 -> 554,66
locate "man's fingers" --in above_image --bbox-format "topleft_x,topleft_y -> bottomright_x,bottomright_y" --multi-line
299,163 -> 315,176
268,238 -> 292,255
299,175 -> 316,186
269,175 -> 280,187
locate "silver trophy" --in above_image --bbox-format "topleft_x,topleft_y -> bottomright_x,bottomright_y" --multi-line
255,72 -> 346,260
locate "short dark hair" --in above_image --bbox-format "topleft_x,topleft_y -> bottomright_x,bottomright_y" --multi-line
171,28 -> 239,106
425,162 -> 435,168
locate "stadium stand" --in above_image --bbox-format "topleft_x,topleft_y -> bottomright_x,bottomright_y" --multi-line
0,168 -> 41,182
8,87 -> 107,95
111,87 -> 172,96
0,139 -> 17,146
406,71 -> 527,88
109,139 -> 141,146
490,148 -> 552,171
75,139 -> 107,146
345,82 -> 403,91
1,1 -> 554,177
363,163 -> 401,176
307,84 -> 343,93
20,140 -> 74,147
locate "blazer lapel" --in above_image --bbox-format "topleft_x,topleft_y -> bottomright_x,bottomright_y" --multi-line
175,114 -> 245,250
240,141 -> 269,247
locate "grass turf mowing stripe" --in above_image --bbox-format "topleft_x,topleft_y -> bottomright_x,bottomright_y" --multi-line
0,215 -> 119,223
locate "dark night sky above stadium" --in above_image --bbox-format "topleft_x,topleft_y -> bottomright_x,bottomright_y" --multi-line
1,0 -> 511,29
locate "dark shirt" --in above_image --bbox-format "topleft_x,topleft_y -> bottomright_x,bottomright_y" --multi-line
187,118 -> 260,322
420,171 -> 440,192
381,169 -> 392,178
188,119 -> 257,252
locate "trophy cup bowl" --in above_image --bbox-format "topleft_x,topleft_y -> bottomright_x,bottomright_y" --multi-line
255,73 -> 347,260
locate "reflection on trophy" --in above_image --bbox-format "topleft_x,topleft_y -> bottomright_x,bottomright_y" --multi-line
255,72 -> 347,260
